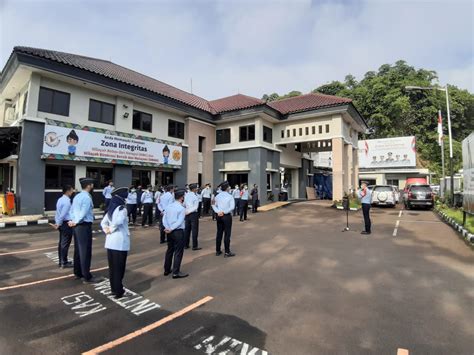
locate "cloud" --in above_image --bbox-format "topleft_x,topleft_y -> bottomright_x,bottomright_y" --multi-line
1,0 -> 472,100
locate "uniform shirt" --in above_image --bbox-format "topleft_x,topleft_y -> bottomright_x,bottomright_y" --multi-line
232,189 -> 241,199
101,206 -> 130,251
358,188 -> 372,204
154,191 -> 162,205
241,189 -> 249,200
55,194 -> 72,225
126,191 -> 137,205
71,191 -> 94,224
102,186 -> 113,199
141,190 -> 154,204
212,191 -> 235,215
158,191 -> 174,212
184,191 -> 199,214
201,187 -> 211,198
163,201 -> 186,231
197,190 -> 203,202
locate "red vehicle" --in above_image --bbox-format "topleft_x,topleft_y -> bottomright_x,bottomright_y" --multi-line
402,178 -> 428,201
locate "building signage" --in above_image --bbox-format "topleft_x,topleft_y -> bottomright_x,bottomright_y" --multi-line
41,119 -> 182,167
462,133 -> 474,215
358,136 -> 416,169
312,151 -> 332,168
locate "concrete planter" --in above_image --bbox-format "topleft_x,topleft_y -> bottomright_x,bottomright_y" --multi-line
436,209 -> 474,246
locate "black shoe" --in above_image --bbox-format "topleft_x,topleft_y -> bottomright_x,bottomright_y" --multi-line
216,251 -> 222,256
82,276 -> 102,284
361,231 -> 371,235
60,263 -> 73,269
172,272 -> 189,279
164,271 -> 171,276
74,275 -> 82,280
192,247 -> 202,251
160,240 -> 166,244
224,252 -> 236,258
114,292 -> 125,299
184,246 -> 190,249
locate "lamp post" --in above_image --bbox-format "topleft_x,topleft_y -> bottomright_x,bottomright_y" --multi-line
405,85 -> 454,205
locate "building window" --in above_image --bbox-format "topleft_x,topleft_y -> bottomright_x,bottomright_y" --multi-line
22,92 -> 28,115
198,136 -> 205,153
45,165 -> 75,189
287,129 -> 290,138
281,130 -> 284,139
263,126 -> 272,143
168,119 -> 184,139
86,167 -> 113,188
299,128 -> 303,136
38,87 -> 70,116
387,179 -> 399,187
305,127 -> 309,135
239,125 -> 255,142
326,124 -> 330,133
89,99 -> 115,125
132,110 -> 152,132
198,173 -> 202,187
293,128 -> 296,136
319,125 -> 322,134
312,126 -> 315,134
216,129 -> 231,144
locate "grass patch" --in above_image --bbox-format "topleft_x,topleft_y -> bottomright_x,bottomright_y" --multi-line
436,204 -> 474,234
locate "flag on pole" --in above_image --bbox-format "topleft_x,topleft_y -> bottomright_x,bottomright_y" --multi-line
438,110 -> 443,146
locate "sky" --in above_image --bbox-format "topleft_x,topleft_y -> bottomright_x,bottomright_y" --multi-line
0,0 -> 473,100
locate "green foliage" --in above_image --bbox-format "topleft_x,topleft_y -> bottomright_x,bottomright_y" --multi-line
436,205 -> 474,234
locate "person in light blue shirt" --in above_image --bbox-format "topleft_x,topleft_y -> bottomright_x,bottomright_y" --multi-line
126,186 -> 137,225
212,181 -> 235,257
68,177 -> 98,283
102,180 -> 114,212
158,185 -> 175,243
163,189 -> 188,279
140,185 -> 154,227
232,185 -> 241,216
357,181 -> 373,235
101,187 -> 130,299
54,185 -> 74,268
184,183 -> 201,250
239,184 -> 249,222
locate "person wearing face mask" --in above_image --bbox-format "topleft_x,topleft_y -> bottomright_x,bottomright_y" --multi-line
158,185 -> 175,244
101,187 -> 130,298
53,184 -> 75,268
140,185 -> 154,227
184,183 -> 201,250
239,184 -> 249,222
68,177 -> 100,284
251,184 -> 259,213
212,181 -> 235,257
126,186 -> 138,225
232,184 -> 241,216
163,188 -> 188,279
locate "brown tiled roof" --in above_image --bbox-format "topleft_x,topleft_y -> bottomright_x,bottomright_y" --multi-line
13,46 -> 213,113
209,94 -> 265,113
268,92 -> 352,115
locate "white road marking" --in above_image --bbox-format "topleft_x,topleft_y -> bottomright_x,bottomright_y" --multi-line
393,220 -> 400,237
398,210 -> 403,218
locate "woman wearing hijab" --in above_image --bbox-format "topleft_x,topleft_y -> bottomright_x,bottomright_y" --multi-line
100,187 -> 130,299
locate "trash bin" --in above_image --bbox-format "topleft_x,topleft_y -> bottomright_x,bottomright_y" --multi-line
5,192 -> 15,215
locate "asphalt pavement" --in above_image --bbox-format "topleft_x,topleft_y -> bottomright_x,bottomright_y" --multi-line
0,202 -> 472,355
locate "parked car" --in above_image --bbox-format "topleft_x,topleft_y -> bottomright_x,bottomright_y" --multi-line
371,185 -> 396,207
402,178 -> 428,202
391,186 -> 400,203
404,184 -> 434,210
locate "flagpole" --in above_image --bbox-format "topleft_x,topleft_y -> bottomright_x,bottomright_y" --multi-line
439,110 -> 446,198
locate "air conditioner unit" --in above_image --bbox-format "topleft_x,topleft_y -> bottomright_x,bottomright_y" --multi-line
4,107 -> 15,124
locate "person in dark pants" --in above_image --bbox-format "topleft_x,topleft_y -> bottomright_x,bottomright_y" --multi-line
126,186 -> 137,224
251,184 -> 259,213
358,181 -> 373,235
239,184 -> 249,221
102,180 -> 114,213
212,181 -> 236,257
163,189 -> 188,279
69,177 -> 100,283
201,184 -> 211,215
197,187 -> 203,218
184,183 -> 201,250
53,185 -> 74,268
232,185 -> 241,216
158,185 -> 175,244
136,185 -> 143,216
140,185 -> 154,227
101,187 -> 130,299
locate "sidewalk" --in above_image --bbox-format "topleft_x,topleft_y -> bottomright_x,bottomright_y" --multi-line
0,209 -> 104,228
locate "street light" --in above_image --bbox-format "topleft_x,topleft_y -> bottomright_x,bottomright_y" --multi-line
405,85 -> 454,205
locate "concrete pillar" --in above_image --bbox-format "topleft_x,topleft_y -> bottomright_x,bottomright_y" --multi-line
332,137 -> 344,201
353,147 -> 359,189
114,165 -> 132,188
213,150 -> 225,188
248,148 -> 267,204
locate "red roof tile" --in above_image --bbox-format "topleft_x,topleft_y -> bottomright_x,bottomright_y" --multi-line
14,46 -> 213,113
209,94 -> 265,113
268,92 -> 352,115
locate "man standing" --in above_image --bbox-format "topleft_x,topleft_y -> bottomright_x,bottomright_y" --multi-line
232,184 -> 240,216
140,185 -> 154,227
126,186 -> 138,225
184,183 -> 201,250
197,186 -> 203,218
136,185 -> 143,216
251,184 -> 259,213
154,186 -> 163,224
158,185 -> 175,243
212,181 -> 235,258
102,180 -> 114,212
201,183 -> 211,215
358,181 -> 373,235
54,185 -> 74,268
69,177 -> 99,283
163,189 -> 188,279
239,184 -> 249,221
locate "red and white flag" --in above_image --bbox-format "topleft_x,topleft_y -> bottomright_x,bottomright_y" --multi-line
437,110 -> 443,146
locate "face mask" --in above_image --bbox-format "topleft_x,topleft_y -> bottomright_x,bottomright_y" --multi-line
131,189 -> 136,193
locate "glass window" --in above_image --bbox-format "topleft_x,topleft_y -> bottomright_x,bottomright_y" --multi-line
299,128 -> 303,136
132,110 -> 152,132
281,130 -> 284,139
198,136 -> 205,153
239,125 -> 255,142
319,125 -> 322,134
38,87 -> 70,116
216,129 -> 231,144
287,129 -> 290,138
168,120 -> 184,139
326,124 -> 330,133
305,127 -> 309,135
312,126 -> 315,134
45,165 -> 75,189
293,128 -> 296,136
89,99 -> 115,125
263,126 -> 272,143
86,167 -> 113,188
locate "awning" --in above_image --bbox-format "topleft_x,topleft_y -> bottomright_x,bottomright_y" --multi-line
0,127 -> 21,159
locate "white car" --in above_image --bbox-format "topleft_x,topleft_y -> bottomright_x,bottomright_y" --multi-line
371,185 -> 396,207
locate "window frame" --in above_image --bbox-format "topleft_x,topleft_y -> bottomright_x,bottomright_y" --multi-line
239,124 -> 256,142
319,125 -> 323,134
263,126 -> 273,143
38,86 -> 71,116
216,128 -> 231,145
168,119 -> 185,139
45,165 -> 75,189
88,99 -> 115,125
198,136 -> 205,153
132,109 -> 153,132
326,124 -> 330,133
86,166 -> 113,188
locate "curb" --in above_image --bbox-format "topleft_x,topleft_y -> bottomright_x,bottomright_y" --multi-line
436,209 -> 474,246
0,214 -> 104,229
